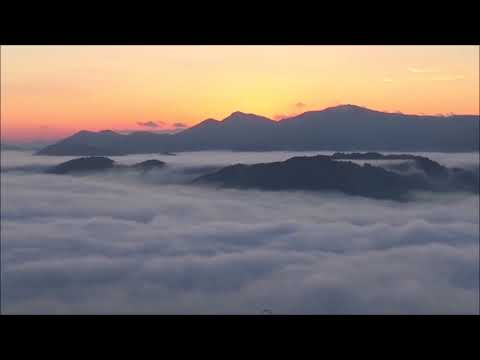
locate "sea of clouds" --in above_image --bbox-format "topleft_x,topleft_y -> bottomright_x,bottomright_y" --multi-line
1,150 -> 479,314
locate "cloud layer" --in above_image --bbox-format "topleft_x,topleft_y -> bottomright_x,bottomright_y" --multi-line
1,151 -> 479,314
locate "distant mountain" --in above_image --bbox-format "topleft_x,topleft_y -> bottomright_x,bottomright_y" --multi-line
194,153 -> 479,200
130,159 -> 166,171
37,131 -> 130,156
37,105 -> 479,155
172,112 -> 278,151
46,157 -> 166,175
1,143 -> 23,151
277,105 -> 478,151
46,157 -> 116,174
1,141 -> 53,151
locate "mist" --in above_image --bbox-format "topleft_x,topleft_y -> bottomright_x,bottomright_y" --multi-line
1,150 -> 479,314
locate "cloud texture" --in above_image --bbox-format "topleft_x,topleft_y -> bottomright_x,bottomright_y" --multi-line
1,150 -> 479,314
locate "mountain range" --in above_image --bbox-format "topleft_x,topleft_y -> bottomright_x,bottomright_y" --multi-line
44,152 -> 479,200
36,105 -> 479,155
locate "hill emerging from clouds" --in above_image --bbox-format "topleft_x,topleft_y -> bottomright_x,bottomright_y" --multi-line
42,152 -> 479,201
36,105 -> 479,155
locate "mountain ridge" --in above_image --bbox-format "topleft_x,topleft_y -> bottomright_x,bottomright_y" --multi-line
193,153 -> 479,200
36,104 -> 480,155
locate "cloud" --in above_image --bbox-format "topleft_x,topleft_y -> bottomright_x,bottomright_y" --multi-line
1,151 -> 478,314
383,78 -> 393,82
273,114 -> 288,120
408,67 -> 438,73
407,67 -> 465,81
136,121 -> 163,128
274,103 -> 308,120
173,122 -> 188,128
432,75 -> 465,81
117,128 -> 183,135
274,113 -> 301,120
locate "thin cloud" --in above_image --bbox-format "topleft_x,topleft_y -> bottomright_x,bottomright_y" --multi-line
408,67 -> 439,73
117,128 -> 182,135
432,75 -> 465,81
295,102 -> 307,108
173,122 -> 188,128
273,113 -> 299,120
137,121 -> 163,128
407,67 -> 464,81
383,78 -> 393,82
273,114 -> 288,120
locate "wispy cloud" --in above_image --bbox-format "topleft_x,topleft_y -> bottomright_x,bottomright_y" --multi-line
273,114 -> 288,120
273,113 -> 300,120
173,122 -> 188,128
408,67 -> 438,73
383,77 -> 393,83
136,121 -> 163,128
407,67 -> 465,81
432,75 -> 465,81
117,128 -> 183,135
275,103 -> 309,120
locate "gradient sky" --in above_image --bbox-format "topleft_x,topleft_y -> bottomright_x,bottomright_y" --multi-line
1,45 -> 478,142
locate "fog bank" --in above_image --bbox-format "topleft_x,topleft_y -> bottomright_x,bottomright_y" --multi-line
1,151 -> 479,313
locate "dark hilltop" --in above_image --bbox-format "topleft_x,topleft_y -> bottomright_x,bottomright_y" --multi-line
194,153 -> 479,200
46,157 -> 166,175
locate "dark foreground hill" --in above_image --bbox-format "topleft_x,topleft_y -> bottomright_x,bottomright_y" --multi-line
45,153 -> 478,200
37,105 -> 479,155
46,157 -> 165,175
194,153 -> 479,200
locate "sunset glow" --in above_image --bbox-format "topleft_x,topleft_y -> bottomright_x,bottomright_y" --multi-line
1,45 -> 478,142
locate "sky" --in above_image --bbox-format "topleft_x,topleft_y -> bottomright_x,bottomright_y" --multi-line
1,45 -> 479,142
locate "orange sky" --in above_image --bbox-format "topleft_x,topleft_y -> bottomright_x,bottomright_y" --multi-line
1,45 -> 478,142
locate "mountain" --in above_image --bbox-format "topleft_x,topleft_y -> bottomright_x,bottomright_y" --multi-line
46,157 -> 116,174
1,143 -> 23,151
36,105 -> 479,155
37,130 -> 175,156
1,141 -> 53,151
193,153 -> 479,200
171,112 -> 278,151
330,152 -> 449,178
37,130 -> 128,156
45,153 -> 478,199
130,159 -> 166,171
276,105 -> 478,151
46,157 -> 166,175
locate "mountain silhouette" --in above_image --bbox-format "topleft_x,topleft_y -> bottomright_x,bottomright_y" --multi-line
1,143 -> 23,151
46,157 -> 166,175
193,153 -> 479,200
37,105 -> 479,155
45,153 -> 478,199
46,157 -> 116,174
330,152 -> 450,178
